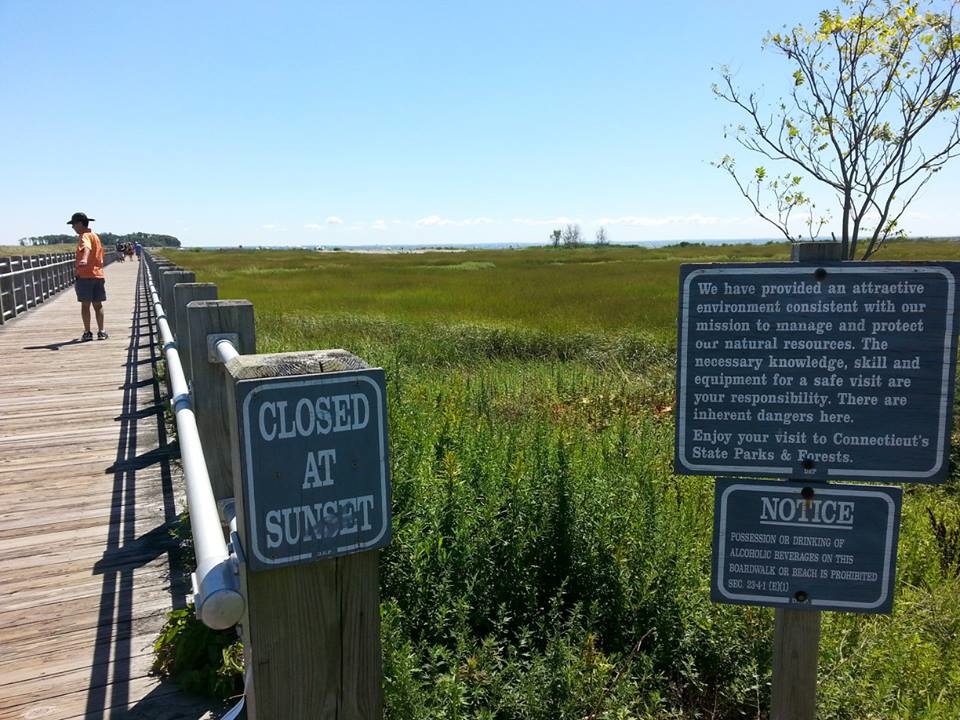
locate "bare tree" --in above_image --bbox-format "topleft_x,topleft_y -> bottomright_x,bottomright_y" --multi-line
549,229 -> 562,247
715,0 -> 960,259
595,226 -> 609,245
561,224 -> 583,247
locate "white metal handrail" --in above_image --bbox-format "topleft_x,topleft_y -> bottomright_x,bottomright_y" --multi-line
0,257 -> 74,278
215,337 -> 240,364
144,264 -> 245,630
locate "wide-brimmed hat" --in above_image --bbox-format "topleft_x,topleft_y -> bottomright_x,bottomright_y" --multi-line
67,212 -> 95,225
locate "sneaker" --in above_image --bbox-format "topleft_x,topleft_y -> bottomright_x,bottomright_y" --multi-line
81,331 -> 93,342
97,331 -> 109,340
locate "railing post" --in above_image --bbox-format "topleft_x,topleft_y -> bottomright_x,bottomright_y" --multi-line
38,256 -> 47,301
174,283 -> 218,386
31,256 -> 41,306
15,257 -> 26,314
24,256 -> 34,308
0,257 -> 9,325
186,299 -> 255,500
161,270 -> 195,338
223,351 -> 384,720
43,255 -> 52,299
21,256 -> 33,310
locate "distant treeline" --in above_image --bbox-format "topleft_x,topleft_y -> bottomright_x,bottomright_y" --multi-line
19,231 -> 181,248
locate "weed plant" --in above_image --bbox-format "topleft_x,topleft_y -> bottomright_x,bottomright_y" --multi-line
160,241 -> 960,719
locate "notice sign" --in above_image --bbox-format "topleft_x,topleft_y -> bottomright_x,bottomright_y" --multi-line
676,263 -> 959,482
713,479 -> 901,613
235,369 -> 391,571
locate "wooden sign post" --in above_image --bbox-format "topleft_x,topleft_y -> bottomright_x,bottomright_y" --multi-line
224,349 -> 390,719
773,242 -> 842,720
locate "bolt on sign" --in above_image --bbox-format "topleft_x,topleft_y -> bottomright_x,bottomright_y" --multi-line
675,262 -> 960,483
234,369 -> 391,571
713,479 -> 901,613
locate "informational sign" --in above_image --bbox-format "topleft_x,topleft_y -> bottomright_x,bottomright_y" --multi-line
235,369 -> 391,571
713,479 -> 901,613
676,263 -> 959,482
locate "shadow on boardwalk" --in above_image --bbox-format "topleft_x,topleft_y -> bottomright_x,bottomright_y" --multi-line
85,266 -> 219,720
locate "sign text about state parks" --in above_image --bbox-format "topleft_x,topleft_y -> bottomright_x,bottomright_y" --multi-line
712,479 -> 901,613
236,369 -> 391,571
676,262 -> 959,482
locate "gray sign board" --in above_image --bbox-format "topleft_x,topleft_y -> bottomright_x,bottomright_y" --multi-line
676,262 -> 959,482
712,479 -> 901,613
235,369 -> 391,571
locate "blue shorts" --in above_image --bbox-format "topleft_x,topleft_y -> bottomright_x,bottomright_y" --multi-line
75,277 -> 107,303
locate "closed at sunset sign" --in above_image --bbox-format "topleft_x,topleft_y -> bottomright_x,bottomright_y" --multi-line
235,369 -> 392,571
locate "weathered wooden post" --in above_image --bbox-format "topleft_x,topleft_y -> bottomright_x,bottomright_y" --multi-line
26,256 -> 36,308
43,255 -> 53,299
37,256 -> 47,302
174,283 -> 218,386
20,256 -> 33,310
160,270 -> 194,338
0,257 -> 9,325
32,256 -> 42,305
767,241 -> 842,719
14,257 -> 26,313
151,261 -> 176,309
223,350 -> 389,719
186,299 -> 255,500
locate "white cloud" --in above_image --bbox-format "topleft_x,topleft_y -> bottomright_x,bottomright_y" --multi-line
512,216 -> 580,226
260,223 -> 285,231
595,214 -> 732,227
416,215 -> 495,227
339,219 -> 391,232
326,216 -> 344,225
304,223 -> 323,231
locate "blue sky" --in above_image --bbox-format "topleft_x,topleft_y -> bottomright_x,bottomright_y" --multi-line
2,1 -> 957,247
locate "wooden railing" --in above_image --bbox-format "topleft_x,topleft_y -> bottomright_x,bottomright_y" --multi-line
0,254 -> 74,324
141,251 -> 386,719
0,250 -> 118,325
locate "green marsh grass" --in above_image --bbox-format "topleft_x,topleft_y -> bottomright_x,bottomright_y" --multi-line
0,243 -> 75,256
161,240 -> 960,719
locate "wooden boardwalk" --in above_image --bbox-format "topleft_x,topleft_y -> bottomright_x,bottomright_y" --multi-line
0,260 -> 220,719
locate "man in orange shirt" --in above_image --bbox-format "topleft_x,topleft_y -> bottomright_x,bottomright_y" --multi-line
69,212 -> 108,341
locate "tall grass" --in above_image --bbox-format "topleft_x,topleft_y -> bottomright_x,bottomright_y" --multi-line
161,240 -> 960,718
0,243 -> 75,256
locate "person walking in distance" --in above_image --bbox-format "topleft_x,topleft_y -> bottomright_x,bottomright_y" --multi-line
70,212 -> 108,341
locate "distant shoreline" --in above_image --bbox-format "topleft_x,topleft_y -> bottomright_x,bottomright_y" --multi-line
173,237 -> 960,252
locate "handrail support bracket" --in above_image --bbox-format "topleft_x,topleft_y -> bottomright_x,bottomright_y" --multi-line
208,333 -> 239,363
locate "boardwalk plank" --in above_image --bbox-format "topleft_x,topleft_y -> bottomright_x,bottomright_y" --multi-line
0,261 -> 219,719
